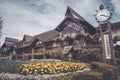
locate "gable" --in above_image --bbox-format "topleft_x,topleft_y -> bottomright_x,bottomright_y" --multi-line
23,35 -> 33,42
55,7 -> 96,35
65,6 -> 85,21
2,37 -> 19,49
5,37 -> 19,43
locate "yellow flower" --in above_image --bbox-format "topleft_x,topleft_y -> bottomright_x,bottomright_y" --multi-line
35,69 -> 37,72
19,61 -> 89,75
29,71 -> 32,74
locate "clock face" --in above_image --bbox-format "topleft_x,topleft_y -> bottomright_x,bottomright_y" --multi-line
96,9 -> 110,22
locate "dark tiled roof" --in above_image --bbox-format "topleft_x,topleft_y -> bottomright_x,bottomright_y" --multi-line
95,21 -> 120,31
114,36 -> 120,41
67,6 -> 96,35
35,30 -> 59,42
2,37 -> 19,47
23,35 -> 33,42
15,40 -> 23,49
56,6 -> 96,35
65,6 -> 85,21
25,37 -> 38,47
15,30 -> 59,49
112,21 -> 120,26
111,21 -> 120,29
5,37 -> 19,43
4,42 -> 14,46
16,35 -> 33,49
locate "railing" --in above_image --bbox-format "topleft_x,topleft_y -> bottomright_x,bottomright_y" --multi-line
73,46 -> 82,51
16,47 -> 63,57
84,45 -> 101,48
34,47 -> 63,55
16,46 -> 83,56
0,46 -> 84,60
0,56 -> 9,61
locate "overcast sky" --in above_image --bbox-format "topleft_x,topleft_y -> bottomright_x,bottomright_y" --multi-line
0,0 -> 120,45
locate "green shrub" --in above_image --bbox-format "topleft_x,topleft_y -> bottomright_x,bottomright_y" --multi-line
80,71 -> 103,80
50,72 -> 79,80
0,64 -> 20,73
91,62 -> 118,80
52,48 -> 63,59
51,71 -> 103,80
50,62 -> 118,80
74,48 -> 101,63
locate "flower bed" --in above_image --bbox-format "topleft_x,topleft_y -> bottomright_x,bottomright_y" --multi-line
20,61 -> 89,75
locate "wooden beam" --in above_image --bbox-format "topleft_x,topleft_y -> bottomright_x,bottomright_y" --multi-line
31,48 -> 34,59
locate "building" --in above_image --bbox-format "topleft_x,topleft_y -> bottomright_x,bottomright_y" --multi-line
0,7 -> 120,62
0,37 -> 19,60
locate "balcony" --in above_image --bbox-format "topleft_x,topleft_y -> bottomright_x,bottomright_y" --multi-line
32,47 -> 63,56
0,56 -> 10,61
73,46 -> 82,51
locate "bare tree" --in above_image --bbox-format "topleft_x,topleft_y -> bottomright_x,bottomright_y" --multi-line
0,17 -> 3,45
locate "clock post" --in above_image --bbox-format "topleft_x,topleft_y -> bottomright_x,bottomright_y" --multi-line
95,4 -> 116,65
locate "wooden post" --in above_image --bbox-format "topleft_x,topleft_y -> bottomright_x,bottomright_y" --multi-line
107,22 -> 116,65
13,49 -> 17,60
43,45 -> 46,59
99,24 -> 106,63
9,53 -> 12,60
32,48 -> 34,59
99,22 -> 116,65
13,45 -> 17,60
22,51 -> 25,60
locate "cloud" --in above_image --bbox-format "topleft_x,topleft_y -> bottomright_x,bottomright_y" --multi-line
0,0 -> 66,44
0,0 -> 120,45
74,0 -> 103,26
110,0 -> 120,22
111,0 -> 120,14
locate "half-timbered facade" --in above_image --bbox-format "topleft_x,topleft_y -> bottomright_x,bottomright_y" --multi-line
0,37 -> 19,60
1,7 -> 120,61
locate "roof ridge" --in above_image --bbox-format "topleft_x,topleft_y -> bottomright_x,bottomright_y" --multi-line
5,37 -> 19,42
65,6 -> 85,21
24,34 -> 32,37
35,29 -> 58,37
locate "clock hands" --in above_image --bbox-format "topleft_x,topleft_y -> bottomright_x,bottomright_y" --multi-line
100,15 -> 109,17
95,9 -> 111,22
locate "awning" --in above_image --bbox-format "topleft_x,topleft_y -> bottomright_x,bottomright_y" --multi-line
63,46 -> 73,54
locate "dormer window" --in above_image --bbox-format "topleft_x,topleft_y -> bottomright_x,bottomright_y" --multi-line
36,41 -> 42,45
4,47 -> 8,51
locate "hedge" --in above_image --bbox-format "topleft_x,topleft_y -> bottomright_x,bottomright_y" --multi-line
50,62 -> 118,80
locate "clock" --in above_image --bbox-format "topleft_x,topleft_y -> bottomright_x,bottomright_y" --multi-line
96,9 -> 111,22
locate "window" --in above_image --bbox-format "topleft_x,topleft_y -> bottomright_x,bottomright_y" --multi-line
62,21 -> 81,37
53,43 -> 57,47
53,43 -> 60,48
4,47 -> 8,51
104,34 -> 111,59
80,28 -> 85,34
36,41 -> 42,45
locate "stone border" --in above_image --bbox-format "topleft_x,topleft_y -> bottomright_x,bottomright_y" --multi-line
0,68 -> 90,80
